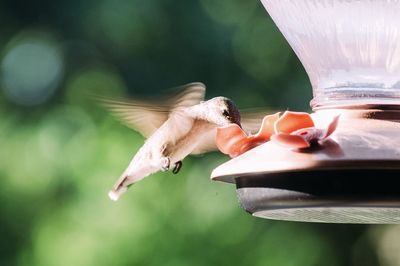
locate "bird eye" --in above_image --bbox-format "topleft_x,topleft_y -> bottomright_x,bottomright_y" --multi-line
222,109 -> 230,117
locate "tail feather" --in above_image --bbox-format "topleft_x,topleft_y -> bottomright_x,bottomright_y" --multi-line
109,186 -> 128,201
108,174 -> 131,201
108,165 -> 157,201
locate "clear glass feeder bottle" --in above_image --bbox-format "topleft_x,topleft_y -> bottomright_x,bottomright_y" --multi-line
261,0 -> 400,108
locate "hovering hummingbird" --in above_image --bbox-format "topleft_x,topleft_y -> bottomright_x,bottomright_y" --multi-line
100,82 -> 264,201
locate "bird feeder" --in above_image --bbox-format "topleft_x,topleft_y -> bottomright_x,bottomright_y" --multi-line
211,0 -> 400,223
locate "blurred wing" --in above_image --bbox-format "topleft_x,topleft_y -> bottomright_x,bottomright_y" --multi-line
99,99 -> 170,137
168,82 -> 206,113
97,82 -> 206,138
240,108 -> 275,135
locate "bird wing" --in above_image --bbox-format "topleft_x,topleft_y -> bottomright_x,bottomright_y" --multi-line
97,82 -> 206,138
240,108 -> 276,135
191,108 -> 273,154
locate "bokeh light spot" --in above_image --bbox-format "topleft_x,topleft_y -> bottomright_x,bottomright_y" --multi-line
1,31 -> 64,106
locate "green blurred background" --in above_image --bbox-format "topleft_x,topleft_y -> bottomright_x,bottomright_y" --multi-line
0,0 -> 398,265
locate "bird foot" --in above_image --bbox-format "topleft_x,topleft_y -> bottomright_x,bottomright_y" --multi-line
160,157 -> 170,172
172,161 -> 182,174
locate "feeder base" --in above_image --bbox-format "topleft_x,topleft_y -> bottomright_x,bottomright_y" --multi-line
237,169 -> 400,224
211,108 -> 400,224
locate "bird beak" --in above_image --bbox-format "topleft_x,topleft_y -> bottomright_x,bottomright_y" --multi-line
227,116 -> 241,128
234,119 -> 242,129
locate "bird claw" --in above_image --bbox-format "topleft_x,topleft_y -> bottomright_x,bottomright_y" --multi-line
172,161 -> 182,174
160,157 -> 170,171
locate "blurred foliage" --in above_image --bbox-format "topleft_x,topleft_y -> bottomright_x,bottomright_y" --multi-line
0,0 -> 392,265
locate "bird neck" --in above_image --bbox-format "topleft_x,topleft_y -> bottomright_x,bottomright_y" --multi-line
185,104 -> 209,121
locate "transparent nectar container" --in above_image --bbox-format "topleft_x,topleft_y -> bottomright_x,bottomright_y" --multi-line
261,0 -> 400,108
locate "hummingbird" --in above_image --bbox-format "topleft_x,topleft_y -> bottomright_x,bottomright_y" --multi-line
100,82 -> 263,201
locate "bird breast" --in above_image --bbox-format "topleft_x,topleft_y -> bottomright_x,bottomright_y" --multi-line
165,118 -> 214,162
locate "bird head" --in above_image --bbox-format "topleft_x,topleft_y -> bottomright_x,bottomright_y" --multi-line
200,97 -> 241,127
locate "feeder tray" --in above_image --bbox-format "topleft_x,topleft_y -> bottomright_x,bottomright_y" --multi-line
212,108 -> 400,224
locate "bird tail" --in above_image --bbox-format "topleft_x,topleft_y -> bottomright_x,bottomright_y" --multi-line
108,173 -> 131,201
108,163 -> 155,201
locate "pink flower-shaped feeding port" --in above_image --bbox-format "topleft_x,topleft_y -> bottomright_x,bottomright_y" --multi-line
216,111 -> 340,158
